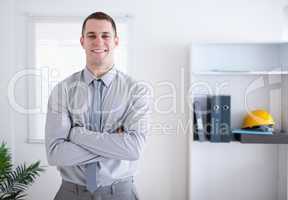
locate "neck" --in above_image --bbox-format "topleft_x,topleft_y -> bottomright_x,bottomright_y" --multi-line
87,64 -> 113,77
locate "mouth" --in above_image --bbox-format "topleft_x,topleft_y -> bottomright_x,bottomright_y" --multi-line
91,49 -> 108,53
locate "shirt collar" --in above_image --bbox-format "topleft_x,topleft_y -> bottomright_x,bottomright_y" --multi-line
83,66 -> 117,87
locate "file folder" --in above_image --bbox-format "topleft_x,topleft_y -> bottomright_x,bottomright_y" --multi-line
207,95 -> 231,142
193,96 -> 208,141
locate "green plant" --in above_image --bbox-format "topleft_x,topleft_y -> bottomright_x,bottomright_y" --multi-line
0,142 -> 44,200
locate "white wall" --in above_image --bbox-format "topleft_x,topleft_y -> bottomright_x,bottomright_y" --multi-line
0,0 -> 16,159
0,0 -> 286,200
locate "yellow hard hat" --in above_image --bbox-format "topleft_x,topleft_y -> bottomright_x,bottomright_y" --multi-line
242,109 -> 275,129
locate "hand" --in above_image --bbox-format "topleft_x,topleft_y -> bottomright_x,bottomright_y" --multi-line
116,126 -> 124,134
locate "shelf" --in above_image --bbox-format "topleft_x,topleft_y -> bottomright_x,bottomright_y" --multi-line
190,42 -> 288,144
234,131 -> 288,144
190,42 -> 288,75
192,70 -> 288,75
194,132 -> 288,144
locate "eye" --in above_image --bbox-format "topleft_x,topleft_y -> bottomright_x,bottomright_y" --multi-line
102,34 -> 111,39
87,35 -> 96,39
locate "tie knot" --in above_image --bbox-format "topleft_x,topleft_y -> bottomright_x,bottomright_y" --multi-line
93,79 -> 104,87
93,79 -> 104,97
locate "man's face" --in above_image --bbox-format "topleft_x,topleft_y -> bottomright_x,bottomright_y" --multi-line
80,19 -> 118,68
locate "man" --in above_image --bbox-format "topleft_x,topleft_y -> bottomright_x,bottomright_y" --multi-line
45,12 -> 150,200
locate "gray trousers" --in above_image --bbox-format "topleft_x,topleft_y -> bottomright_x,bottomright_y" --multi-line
54,178 -> 139,200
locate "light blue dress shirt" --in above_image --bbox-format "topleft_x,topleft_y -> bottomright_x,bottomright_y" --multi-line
45,67 -> 151,187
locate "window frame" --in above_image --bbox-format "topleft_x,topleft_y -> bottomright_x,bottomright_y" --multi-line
26,14 -> 132,144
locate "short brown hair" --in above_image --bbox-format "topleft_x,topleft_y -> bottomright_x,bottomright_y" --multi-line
82,12 -> 117,37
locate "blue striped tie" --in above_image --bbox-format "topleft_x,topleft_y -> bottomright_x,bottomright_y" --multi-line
86,79 -> 104,193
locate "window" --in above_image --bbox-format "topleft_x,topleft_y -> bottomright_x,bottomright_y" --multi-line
27,16 -> 130,142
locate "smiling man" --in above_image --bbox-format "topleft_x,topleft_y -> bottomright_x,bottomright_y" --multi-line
45,12 -> 150,200
81,15 -> 118,76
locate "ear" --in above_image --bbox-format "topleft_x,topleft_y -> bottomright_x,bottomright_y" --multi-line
80,36 -> 84,48
114,36 -> 119,47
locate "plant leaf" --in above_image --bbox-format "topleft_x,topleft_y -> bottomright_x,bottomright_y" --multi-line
0,142 -> 44,199
0,143 -> 12,182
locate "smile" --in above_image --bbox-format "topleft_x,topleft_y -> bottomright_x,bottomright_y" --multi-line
91,49 -> 108,53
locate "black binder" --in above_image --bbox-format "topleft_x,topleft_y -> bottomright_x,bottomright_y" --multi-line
207,95 -> 231,142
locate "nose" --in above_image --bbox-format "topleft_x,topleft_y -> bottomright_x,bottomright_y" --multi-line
94,36 -> 103,46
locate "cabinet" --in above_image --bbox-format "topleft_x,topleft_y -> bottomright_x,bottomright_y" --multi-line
191,42 -> 288,75
189,42 -> 288,200
190,42 -> 288,144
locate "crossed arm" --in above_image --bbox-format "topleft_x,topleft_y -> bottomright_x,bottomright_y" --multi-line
45,83 -> 150,166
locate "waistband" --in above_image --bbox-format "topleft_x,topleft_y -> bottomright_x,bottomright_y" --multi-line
61,177 -> 134,195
